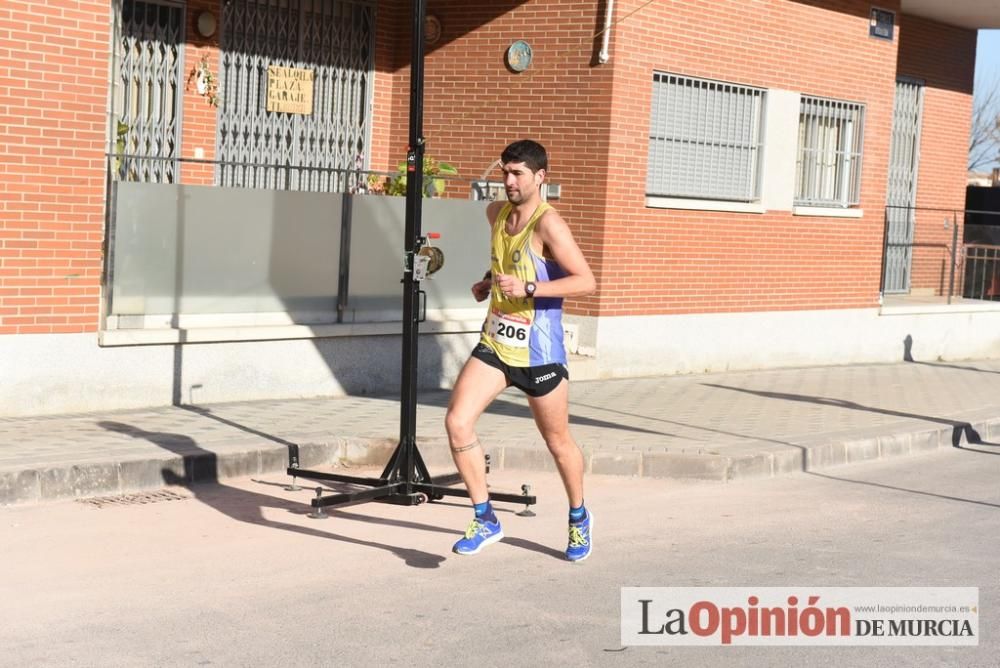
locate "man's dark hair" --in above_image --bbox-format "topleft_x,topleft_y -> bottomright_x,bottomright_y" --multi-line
501,139 -> 548,173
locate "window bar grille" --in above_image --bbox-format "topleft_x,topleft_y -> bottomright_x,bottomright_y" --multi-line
964,245 -> 1000,300
741,85 -> 751,198
218,0 -> 374,193
797,96 -> 864,207
114,0 -> 184,184
647,73 -> 765,202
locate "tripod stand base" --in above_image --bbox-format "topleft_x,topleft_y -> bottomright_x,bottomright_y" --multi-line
286,467 -> 538,511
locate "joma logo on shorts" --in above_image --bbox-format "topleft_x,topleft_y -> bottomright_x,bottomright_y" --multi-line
534,372 -> 557,383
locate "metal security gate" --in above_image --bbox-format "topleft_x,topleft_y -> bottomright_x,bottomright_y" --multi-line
217,0 -> 375,192
112,0 -> 185,183
884,79 -> 924,293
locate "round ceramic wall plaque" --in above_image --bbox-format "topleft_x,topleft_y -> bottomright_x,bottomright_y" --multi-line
506,40 -> 532,72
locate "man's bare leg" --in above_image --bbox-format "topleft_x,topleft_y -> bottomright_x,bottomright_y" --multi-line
527,379 -> 584,507
528,378 -> 592,561
444,356 -> 508,503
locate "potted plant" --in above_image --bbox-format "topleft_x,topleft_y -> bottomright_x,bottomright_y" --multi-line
382,155 -> 458,197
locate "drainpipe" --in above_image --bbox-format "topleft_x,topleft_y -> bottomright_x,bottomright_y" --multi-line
598,0 -> 615,64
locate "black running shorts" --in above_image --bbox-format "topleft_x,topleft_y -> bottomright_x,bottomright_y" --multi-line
470,343 -> 569,397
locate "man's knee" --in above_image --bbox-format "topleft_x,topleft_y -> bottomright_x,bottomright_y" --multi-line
444,408 -> 474,439
542,433 -> 576,454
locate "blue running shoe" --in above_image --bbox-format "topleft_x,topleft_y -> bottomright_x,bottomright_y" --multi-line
453,517 -> 504,555
566,513 -> 593,562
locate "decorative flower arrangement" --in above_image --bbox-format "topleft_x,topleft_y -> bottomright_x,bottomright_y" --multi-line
188,54 -> 221,107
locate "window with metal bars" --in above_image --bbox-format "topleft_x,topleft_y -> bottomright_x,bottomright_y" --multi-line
795,96 -> 864,207
647,72 -> 766,202
111,0 -> 184,183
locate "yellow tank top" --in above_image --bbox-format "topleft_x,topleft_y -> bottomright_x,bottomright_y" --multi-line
479,202 -> 567,367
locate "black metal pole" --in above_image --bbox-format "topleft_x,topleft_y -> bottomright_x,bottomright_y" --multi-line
879,206 -> 890,301
395,0 -> 427,489
948,210 -> 958,304
336,192 -> 353,324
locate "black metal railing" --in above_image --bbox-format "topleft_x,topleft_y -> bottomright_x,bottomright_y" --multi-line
880,206 -> 1000,304
963,243 -> 1000,301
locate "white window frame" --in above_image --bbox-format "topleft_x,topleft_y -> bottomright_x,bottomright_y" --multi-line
646,72 -> 767,204
795,95 -> 865,208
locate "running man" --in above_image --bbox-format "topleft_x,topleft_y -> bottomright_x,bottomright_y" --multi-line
445,139 -> 597,561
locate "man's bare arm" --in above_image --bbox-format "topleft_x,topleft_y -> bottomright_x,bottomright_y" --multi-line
494,210 -> 595,299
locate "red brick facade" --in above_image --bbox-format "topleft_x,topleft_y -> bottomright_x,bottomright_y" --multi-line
179,0 -> 220,185
0,0 -> 108,334
602,0 -> 900,315
0,0 -> 979,335
398,1 -> 616,317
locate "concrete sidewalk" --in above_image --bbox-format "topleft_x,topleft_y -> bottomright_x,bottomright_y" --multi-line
3,358 -> 1000,506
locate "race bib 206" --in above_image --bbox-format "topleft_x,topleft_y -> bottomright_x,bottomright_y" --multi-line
486,309 -> 530,348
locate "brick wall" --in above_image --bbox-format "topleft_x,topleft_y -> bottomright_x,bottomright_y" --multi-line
612,4 -> 973,314
897,14 -> 976,210
370,0 -> 408,174
0,0 -> 109,334
600,0 -> 902,315
0,0 -> 978,337
387,1 -> 975,316
385,0 -> 614,316
909,208 -> 960,296
179,0 -> 221,186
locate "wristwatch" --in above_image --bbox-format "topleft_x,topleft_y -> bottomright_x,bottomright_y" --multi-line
525,281 -> 537,297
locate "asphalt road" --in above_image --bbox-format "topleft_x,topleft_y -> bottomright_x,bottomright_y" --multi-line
1,445 -> 997,667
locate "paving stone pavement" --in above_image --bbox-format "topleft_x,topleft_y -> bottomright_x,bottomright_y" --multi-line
3,358 -> 1000,505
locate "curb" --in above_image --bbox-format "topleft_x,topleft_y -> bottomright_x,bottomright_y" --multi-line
2,419 -> 995,507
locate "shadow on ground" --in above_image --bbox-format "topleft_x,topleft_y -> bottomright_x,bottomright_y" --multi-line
96,419 -> 563,564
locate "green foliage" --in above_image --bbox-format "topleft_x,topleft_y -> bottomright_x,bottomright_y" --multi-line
384,156 -> 458,197
114,121 -> 129,173
188,54 -> 221,107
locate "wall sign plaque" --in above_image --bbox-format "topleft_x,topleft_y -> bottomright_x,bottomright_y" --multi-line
266,66 -> 315,115
869,7 -> 894,41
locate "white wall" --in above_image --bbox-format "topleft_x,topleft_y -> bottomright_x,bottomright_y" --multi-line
569,306 -> 1000,378
1,330 -> 477,417
5,307 -> 1000,417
